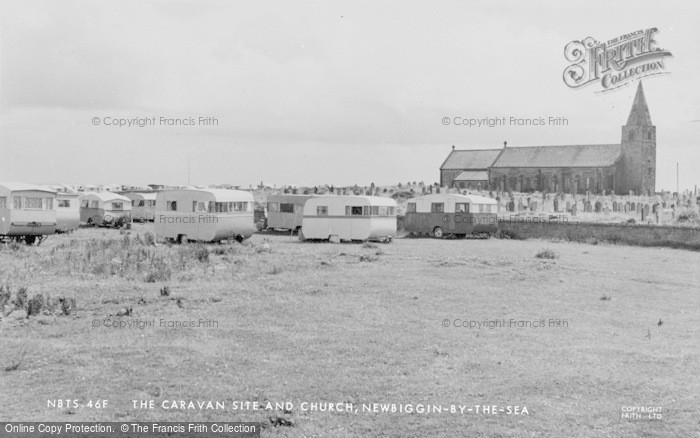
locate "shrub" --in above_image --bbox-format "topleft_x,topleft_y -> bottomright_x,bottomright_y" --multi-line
194,245 -> 209,263
535,249 -> 558,259
0,285 -> 11,311
27,293 -> 44,317
143,232 -> 156,246
269,266 -> 283,275
60,297 -> 76,315
15,287 -> 28,309
145,257 -> 172,282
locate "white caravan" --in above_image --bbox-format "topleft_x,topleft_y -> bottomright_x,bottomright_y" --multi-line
80,192 -> 133,227
56,192 -> 80,233
154,189 -> 255,243
0,182 -> 57,244
301,196 -> 396,242
125,192 -> 157,222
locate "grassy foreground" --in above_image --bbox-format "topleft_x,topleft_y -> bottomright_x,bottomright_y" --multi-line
0,224 -> 697,437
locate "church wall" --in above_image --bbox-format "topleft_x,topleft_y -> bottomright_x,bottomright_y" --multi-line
489,166 -> 618,194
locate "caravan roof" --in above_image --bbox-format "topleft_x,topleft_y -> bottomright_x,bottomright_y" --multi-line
126,192 -> 158,200
165,189 -> 252,201
0,182 -> 56,194
310,195 -> 397,206
82,192 -> 131,203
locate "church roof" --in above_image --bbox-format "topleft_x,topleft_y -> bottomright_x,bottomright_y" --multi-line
440,148 -> 502,170
627,82 -> 653,126
491,144 -> 622,168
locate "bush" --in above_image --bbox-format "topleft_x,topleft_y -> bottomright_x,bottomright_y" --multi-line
27,293 -> 44,317
15,287 -> 28,309
143,232 -> 156,246
194,245 -> 209,263
535,249 -> 558,259
145,257 -> 172,282
60,297 -> 76,315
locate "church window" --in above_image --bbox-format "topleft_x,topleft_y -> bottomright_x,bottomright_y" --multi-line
647,131 -> 652,140
628,131 -> 635,140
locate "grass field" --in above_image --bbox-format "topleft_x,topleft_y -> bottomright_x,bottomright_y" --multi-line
0,224 -> 697,437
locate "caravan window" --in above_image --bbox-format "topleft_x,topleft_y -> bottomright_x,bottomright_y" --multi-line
167,201 -> 177,211
346,206 -> 364,216
112,202 -> 124,210
0,197 -> 6,209
193,201 -> 207,213
280,203 -> 294,213
389,207 -> 395,216
455,203 -> 469,213
25,197 -> 43,209
90,200 -> 99,208
81,199 -> 89,208
147,200 -> 156,207
431,203 -> 444,213
58,199 -> 70,208
316,206 -> 328,215
45,198 -> 53,210
13,197 -> 22,209
131,200 -> 137,206
407,203 -> 416,213
137,200 -> 145,207
268,202 -> 279,212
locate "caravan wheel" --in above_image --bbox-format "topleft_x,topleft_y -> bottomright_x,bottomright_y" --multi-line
432,227 -> 444,239
24,235 -> 36,245
176,234 -> 188,244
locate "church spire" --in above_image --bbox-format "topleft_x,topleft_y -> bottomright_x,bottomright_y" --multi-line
626,81 -> 652,126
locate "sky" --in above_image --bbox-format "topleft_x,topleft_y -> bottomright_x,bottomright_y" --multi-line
1,0 -> 698,191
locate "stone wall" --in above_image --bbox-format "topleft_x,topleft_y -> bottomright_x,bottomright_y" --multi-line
497,220 -> 700,251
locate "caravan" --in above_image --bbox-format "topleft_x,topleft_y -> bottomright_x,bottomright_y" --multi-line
55,192 -> 80,233
266,194 -> 316,231
300,196 -> 396,242
155,189 -> 255,243
80,192 -> 133,227
0,182 -> 57,244
404,193 -> 498,238
125,192 -> 157,222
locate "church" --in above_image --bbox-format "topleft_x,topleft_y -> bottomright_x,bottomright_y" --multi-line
439,82 -> 657,195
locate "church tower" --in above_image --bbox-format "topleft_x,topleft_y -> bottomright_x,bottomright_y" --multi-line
619,82 -> 656,195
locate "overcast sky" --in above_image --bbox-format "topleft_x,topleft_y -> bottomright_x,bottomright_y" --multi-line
1,0 -> 698,190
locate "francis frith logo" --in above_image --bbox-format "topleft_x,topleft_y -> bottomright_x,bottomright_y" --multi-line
563,27 -> 672,92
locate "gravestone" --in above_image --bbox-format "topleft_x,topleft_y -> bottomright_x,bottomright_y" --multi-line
566,201 -> 571,212
553,198 -> 559,212
594,201 -> 602,213
530,201 -> 538,212
571,203 -> 577,217
642,204 -> 650,221
612,201 -> 618,212
630,202 -> 636,211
